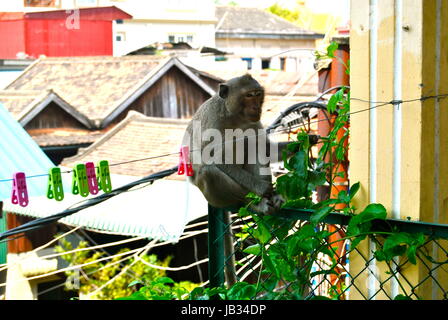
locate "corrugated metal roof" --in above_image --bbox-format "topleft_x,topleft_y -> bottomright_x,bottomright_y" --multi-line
0,103 -> 54,201
3,173 -> 208,242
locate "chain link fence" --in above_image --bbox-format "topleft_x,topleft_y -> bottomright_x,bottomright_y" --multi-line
207,206 -> 448,300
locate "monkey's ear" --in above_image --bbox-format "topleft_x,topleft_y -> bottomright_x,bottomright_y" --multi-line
218,84 -> 229,99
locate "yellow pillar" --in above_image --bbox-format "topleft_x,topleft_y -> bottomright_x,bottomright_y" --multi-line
349,0 -> 448,299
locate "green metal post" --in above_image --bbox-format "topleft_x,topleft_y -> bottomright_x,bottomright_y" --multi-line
208,204 -> 225,289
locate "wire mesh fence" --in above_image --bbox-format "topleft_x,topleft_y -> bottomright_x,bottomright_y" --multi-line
207,206 -> 448,300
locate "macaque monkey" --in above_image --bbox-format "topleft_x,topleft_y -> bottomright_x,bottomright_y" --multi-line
182,74 -> 284,215
182,74 -> 290,287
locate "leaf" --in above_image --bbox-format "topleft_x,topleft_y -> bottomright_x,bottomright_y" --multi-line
153,277 -> 175,285
326,41 -> 338,58
246,192 -> 261,202
347,203 -> 387,236
243,244 -> 263,256
238,207 -> 251,217
308,170 -> 327,191
286,236 -> 300,258
309,269 -> 339,278
276,173 -> 308,200
288,151 -> 308,178
127,280 -> 144,288
394,294 -> 412,300
327,88 -> 344,113
227,282 -> 256,300
252,216 -> 272,244
115,291 -> 148,300
262,252 -> 279,278
406,245 -> 418,265
310,206 -> 333,225
337,190 -> 350,204
349,182 -> 360,200
377,232 -> 426,264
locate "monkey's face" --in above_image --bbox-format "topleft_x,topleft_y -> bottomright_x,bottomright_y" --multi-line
241,89 -> 264,122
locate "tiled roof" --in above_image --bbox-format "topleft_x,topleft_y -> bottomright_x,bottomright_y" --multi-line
0,90 -> 44,119
30,129 -> 105,147
6,56 -> 215,127
6,56 -> 168,123
62,111 -> 188,178
196,69 -> 318,96
0,89 -> 90,127
215,6 -> 323,38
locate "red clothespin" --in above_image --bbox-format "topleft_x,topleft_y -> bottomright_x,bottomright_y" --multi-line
11,172 -> 29,207
178,146 -> 194,176
85,162 -> 99,195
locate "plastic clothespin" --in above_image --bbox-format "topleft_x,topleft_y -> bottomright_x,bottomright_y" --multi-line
96,160 -> 112,193
178,146 -> 194,177
11,172 -> 29,207
47,167 -> 64,201
85,162 -> 99,195
72,164 -> 89,197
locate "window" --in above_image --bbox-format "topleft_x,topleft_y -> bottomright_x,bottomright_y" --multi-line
280,57 -> 286,71
116,19 -> 124,24
261,59 -> 271,70
242,57 -> 253,70
24,0 -> 59,7
168,34 -> 193,44
116,32 -> 126,42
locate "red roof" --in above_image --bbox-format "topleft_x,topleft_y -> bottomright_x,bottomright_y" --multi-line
0,6 -> 132,21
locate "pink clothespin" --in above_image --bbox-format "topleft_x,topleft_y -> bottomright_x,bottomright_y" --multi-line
11,172 -> 29,207
178,146 -> 194,176
85,162 -> 99,195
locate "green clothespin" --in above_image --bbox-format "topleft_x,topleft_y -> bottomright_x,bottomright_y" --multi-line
72,164 -> 89,197
47,167 -> 64,201
97,160 -> 112,193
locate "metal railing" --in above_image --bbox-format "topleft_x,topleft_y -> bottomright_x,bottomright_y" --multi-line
207,206 -> 448,300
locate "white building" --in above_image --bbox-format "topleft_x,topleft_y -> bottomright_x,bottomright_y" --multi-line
215,6 -> 324,73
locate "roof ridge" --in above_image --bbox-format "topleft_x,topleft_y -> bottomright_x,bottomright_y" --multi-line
61,111 -> 138,164
127,111 -> 190,125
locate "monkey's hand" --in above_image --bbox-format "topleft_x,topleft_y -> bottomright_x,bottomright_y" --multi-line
251,193 -> 285,215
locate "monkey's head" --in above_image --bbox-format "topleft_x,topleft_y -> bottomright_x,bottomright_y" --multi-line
219,74 -> 265,123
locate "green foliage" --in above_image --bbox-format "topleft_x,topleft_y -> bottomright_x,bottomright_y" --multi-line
266,3 -> 300,24
55,238 -> 199,300
116,277 -> 193,300
213,44 -> 428,299
116,42 -> 431,301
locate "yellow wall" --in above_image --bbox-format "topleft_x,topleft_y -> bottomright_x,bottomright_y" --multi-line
349,0 -> 448,299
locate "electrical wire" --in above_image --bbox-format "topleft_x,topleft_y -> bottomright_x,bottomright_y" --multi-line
2,91 -> 448,245
35,223 -> 212,297
0,91 -> 447,184
0,167 -> 178,242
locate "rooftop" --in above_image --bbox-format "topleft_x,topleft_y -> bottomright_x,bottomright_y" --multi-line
6,56 -> 169,125
62,111 -> 188,179
215,6 -> 324,39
